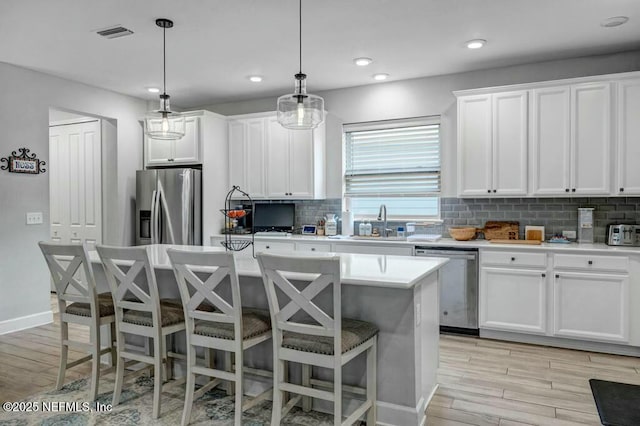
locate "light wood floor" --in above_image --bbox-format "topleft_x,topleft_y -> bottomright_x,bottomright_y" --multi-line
2,297 -> 639,425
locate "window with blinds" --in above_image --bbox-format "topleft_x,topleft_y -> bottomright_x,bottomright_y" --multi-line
344,118 -> 441,219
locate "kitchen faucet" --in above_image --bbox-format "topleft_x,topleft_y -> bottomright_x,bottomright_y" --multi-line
377,204 -> 393,237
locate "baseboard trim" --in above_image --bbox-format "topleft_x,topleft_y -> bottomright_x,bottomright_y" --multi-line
0,310 -> 53,335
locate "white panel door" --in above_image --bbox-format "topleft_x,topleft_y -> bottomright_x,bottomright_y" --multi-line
228,120 -> 246,191
245,118 -> 267,198
172,116 -> 200,164
49,120 -> 102,248
492,91 -> 528,196
571,83 -> 611,195
616,79 -> 640,195
288,129 -> 314,198
266,116 -> 290,198
553,272 -> 628,343
530,87 -> 572,195
480,267 -> 547,334
457,95 -> 492,197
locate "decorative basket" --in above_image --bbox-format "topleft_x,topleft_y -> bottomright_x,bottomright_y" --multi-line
220,239 -> 252,251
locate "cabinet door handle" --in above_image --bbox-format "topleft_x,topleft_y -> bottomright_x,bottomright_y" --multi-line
555,274 -> 560,278
266,245 -> 270,249
588,260 -> 593,265
511,257 -> 516,261
542,273 -> 546,278
565,188 -> 570,192
311,248 -> 316,251
493,189 -> 497,193
620,188 -> 625,192
572,188 -> 576,192
487,189 -> 491,193
168,158 -> 174,162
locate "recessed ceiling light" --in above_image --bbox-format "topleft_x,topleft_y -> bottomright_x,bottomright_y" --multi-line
466,39 -> 486,49
354,57 -> 373,67
601,16 -> 629,27
147,87 -> 160,93
373,73 -> 389,81
249,76 -> 263,83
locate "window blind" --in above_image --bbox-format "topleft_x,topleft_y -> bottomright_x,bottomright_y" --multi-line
344,124 -> 441,198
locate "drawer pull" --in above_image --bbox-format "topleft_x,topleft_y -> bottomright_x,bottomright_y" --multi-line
555,274 -> 560,278
487,189 -> 491,193
565,188 -> 570,192
620,188 -> 625,192
572,188 -> 576,192
266,245 -> 270,249
511,257 -> 515,261
311,248 -> 316,251
588,260 -> 593,265
541,273 -> 546,278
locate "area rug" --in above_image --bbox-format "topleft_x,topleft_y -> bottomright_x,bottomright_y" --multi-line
0,375 -> 343,425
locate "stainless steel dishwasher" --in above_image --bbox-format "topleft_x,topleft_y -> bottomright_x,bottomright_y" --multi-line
414,246 -> 479,335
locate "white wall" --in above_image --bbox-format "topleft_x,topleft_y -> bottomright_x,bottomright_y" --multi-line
200,49 -> 640,198
0,61 -> 147,328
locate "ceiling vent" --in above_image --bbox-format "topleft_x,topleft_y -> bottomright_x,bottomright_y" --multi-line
96,26 -> 134,39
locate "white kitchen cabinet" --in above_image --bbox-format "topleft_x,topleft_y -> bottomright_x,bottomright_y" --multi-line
553,271 -> 629,343
228,118 -> 267,198
530,87 -> 572,195
228,113 -> 325,199
457,91 -> 527,197
479,267 -> 547,335
530,83 -> 611,195
571,83 -> 611,195
295,242 -> 332,252
616,78 -> 640,195
145,115 -> 200,167
254,240 -> 296,253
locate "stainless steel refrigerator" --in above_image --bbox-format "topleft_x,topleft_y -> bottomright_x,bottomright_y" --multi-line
136,169 -> 202,245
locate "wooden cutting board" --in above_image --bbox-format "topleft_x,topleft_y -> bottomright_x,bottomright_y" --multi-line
483,221 -> 520,240
489,239 -> 542,245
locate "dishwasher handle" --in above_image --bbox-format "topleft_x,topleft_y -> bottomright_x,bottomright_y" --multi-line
415,248 -> 478,260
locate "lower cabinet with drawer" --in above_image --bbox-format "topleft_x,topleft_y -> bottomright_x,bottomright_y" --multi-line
254,241 -> 296,253
480,249 -> 631,346
295,242 -> 332,252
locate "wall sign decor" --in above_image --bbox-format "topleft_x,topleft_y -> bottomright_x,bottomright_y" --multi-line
1,148 -> 46,174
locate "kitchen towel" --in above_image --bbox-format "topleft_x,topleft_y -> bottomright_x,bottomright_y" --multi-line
341,211 -> 354,236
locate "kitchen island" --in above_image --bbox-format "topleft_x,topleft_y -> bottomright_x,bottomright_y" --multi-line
89,244 -> 448,425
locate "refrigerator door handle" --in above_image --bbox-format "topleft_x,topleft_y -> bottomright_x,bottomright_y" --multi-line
182,171 -> 191,245
150,189 -> 158,244
157,182 -> 176,244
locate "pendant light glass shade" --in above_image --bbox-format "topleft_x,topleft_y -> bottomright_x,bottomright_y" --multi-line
277,73 -> 324,130
276,0 -> 324,130
144,19 -> 185,140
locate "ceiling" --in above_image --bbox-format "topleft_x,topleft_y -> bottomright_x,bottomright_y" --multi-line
2,0 -> 640,108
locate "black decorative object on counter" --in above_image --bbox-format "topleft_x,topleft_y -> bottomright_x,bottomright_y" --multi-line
1,148 -> 46,174
221,186 -> 255,257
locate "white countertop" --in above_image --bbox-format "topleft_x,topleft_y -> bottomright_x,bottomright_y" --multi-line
89,244 -> 448,289
211,234 -> 640,255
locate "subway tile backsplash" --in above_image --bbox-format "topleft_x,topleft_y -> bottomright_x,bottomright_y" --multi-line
261,197 -> 640,242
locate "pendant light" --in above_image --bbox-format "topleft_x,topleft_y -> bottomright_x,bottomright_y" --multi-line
276,0 -> 324,130
144,18 -> 185,140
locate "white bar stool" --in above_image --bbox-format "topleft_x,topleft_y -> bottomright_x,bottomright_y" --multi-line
39,241 -> 117,401
257,252 -> 378,426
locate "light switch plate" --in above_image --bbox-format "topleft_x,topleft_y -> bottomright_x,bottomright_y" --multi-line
26,212 -> 43,225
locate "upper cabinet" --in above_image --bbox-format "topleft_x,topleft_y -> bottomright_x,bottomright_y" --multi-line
145,114 -> 201,167
616,78 -> 640,195
228,112 -> 326,199
457,91 -> 528,197
455,72 -> 632,198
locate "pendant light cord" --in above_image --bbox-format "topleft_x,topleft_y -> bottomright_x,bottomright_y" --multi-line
299,0 -> 302,74
163,25 -> 167,96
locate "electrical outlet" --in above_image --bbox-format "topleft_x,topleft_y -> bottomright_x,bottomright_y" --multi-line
563,230 -> 577,239
26,212 -> 43,225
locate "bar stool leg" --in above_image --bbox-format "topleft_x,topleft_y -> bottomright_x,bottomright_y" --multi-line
89,323 -> 101,401
112,328 -> 125,406
152,335 -> 163,419
234,350 -> 243,426
181,340 -> 196,426
366,336 -> 377,425
56,320 -> 69,390
334,363 -> 342,426
302,364 -> 312,412
271,358 -> 284,425
225,352 -> 234,395
110,322 -> 117,367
